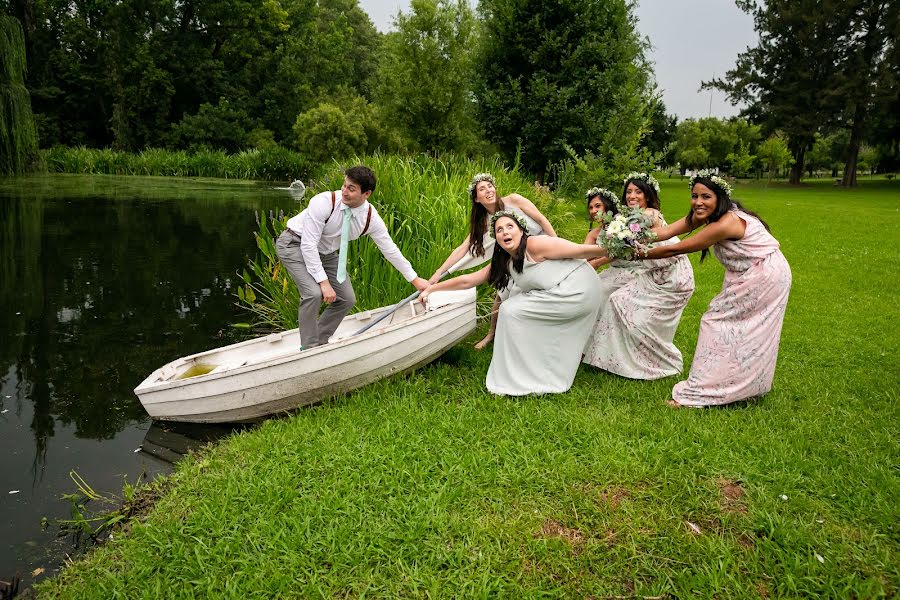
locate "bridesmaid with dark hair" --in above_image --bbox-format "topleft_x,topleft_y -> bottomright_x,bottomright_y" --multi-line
583,187 -> 619,270
640,172 -> 792,407
429,173 -> 555,350
422,211 -> 607,396
582,174 -> 695,380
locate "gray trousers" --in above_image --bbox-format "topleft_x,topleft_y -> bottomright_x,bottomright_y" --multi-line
275,230 -> 356,347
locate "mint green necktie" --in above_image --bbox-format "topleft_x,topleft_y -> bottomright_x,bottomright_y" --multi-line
336,208 -> 352,283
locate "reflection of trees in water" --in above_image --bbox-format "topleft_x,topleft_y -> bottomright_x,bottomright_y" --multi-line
0,177 -> 287,470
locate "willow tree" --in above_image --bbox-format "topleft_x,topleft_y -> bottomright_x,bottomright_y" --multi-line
1,16 -> 39,175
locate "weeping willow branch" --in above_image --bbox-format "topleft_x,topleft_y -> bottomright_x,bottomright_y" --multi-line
1,16 -> 40,175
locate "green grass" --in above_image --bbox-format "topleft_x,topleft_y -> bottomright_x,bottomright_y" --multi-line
37,176 -> 900,598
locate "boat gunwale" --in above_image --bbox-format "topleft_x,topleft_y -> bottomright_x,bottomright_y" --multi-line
134,294 -> 476,394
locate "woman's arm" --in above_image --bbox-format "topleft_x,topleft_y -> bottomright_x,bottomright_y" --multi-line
643,213 -> 746,259
429,239 -> 472,283
584,226 -> 600,245
505,193 -> 557,237
420,265 -> 490,304
651,216 -> 693,242
526,236 -> 608,261
588,256 -> 611,269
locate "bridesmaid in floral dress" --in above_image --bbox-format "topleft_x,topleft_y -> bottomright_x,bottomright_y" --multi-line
642,173 -> 792,407
582,175 -> 695,379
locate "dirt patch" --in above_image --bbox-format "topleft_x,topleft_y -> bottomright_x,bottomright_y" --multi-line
598,486 -> 630,508
756,581 -> 769,598
717,479 -> 748,513
718,478 -> 745,500
536,519 -> 585,546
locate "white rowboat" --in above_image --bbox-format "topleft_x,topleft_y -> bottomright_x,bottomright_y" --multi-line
134,289 -> 477,423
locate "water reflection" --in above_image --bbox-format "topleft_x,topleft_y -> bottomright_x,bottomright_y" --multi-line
0,175 -> 289,585
140,421 -> 246,465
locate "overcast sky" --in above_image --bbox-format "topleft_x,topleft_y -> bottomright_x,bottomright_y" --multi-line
356,0 -> 758,121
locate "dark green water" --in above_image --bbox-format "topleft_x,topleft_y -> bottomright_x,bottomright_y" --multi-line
0,175 -> 298,588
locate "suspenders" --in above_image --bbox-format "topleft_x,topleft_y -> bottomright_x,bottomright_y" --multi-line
324,190 -> 373,236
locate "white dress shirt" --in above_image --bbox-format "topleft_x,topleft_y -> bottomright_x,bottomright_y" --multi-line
285,190 -> 418,284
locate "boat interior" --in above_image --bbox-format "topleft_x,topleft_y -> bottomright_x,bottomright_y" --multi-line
156,297 -> 434,384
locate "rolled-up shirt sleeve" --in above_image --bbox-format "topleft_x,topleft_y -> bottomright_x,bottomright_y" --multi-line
300,193 -> 333,283
367,211 -> 418,282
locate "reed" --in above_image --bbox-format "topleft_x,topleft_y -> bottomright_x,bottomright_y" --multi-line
42,146 -> 310,181
238,153 -> 577,328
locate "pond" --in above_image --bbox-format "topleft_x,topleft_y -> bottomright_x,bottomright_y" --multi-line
0,174 -> 299,588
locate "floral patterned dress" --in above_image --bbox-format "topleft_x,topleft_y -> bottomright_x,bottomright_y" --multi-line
582,214 -> 695,379
673,210 -> 792,406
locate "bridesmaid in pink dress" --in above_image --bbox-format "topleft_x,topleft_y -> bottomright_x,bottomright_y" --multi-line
641,173 -> 792,407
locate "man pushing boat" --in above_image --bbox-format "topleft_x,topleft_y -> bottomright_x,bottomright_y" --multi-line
276,165 -> 430,349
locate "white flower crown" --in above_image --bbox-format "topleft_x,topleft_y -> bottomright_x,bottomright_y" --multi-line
489,210 -> 528,238
689,169 -> 733,198
468,172 -> 496,195
585,187 -> 620,206
624,172 -> 660,193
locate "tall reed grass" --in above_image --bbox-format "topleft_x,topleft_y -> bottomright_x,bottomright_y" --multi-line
238,154 -> 577,329
43,146 -> 310,182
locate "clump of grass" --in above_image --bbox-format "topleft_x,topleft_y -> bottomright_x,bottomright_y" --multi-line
238,153 -> 576,328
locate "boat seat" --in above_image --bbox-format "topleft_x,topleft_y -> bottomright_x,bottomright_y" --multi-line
160,364 -> 179,381
209,359 -> 248,374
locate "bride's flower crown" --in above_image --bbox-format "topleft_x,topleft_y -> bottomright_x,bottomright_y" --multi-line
489,210 -> 528,238
468,172 -> 496,195
690,169 -> 733,198
624,172 -> 660,193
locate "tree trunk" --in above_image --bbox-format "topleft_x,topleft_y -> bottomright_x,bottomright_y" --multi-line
789,146 -> 805,184
842,108 -> 865,187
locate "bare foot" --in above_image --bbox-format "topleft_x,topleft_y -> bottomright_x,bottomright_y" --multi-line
474,334 -> 494,350
667,399 -> 682,408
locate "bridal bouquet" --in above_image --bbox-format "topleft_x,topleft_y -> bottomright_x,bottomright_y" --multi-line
596,206 -> 657,260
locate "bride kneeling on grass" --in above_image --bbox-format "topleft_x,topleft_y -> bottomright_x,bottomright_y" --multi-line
421,211 -> 608,396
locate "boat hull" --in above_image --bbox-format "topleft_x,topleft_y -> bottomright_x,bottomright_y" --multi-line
134,293 -> 476,423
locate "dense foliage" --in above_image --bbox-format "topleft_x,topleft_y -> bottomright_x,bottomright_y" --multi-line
474,0 -> 653,180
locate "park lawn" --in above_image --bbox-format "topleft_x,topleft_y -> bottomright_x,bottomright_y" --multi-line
38,178 -> 899,599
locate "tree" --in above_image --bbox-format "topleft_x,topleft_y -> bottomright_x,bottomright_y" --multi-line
705,0 -> 846,184
292,102 -> 369,165
0,15 -> 39,174
640,99 -> 677,168
673,119 -> 709,170
826,1 -> 898,186
374,0 -> 477,154
757,134 -> 794,180
474,0 -> 651,181
726,141 -> 756,178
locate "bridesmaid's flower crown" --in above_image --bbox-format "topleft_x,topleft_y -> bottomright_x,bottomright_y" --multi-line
468,172 -> 496,195
624,172 -> 660,193
585,187 -> 620,206
690,169 -> 733,198
489,210 -> 528,238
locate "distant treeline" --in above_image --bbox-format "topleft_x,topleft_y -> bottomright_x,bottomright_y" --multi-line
4,0 -> 661,182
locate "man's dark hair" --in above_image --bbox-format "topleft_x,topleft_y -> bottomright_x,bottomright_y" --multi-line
345,165 -> 377,194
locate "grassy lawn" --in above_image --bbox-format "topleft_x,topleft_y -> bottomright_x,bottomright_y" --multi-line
38,178 -> 899,598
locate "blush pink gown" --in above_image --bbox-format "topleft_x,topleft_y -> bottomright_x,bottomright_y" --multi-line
673,210 -> 792,406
